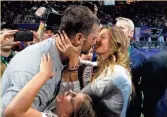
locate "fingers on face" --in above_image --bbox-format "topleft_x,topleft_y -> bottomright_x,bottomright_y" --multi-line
56,32 -> 67,52
58,31 -> 66,46
62,30 -> 70,44
56,30 -> 73,54
56,35 -> 65,52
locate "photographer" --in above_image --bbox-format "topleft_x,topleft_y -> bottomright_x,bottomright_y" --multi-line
0,30 -> 20,48
0,29 -> 20,77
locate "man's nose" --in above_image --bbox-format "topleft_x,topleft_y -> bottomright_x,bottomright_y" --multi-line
96,36 -> 101,42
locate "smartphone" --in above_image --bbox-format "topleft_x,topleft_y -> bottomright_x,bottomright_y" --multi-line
14,31 -> 33,42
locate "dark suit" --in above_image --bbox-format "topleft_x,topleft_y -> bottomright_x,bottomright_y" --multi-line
142,50 -> 167,117
126,47 -> 147,117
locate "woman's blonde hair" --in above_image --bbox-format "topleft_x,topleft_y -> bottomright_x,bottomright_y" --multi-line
92,26 -> 134,93
72,94 -> 96,117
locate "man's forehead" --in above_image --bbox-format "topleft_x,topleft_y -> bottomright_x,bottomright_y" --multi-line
91,23 -> 100,31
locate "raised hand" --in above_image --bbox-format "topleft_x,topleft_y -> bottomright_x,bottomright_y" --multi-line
40,53 -> 55,78
0,30 -> 20,47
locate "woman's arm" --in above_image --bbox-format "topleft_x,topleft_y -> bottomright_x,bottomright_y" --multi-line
4,53 -> 55,117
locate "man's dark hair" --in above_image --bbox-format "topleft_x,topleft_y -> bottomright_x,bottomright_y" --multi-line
82,2 -> 95,13
59,5 -> 100,39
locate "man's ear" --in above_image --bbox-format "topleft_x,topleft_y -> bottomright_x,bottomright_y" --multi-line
72,33 -> 84,46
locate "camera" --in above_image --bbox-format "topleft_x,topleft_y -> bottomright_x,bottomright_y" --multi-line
35,4 -> 62,32
14,31 -> 33,42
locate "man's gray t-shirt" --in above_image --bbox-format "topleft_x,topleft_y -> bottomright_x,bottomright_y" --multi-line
1,38 -> 64,113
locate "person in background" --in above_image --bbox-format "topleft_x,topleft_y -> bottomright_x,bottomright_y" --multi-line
0,30 -> 20,48
116,17 -> 147,117
0,29 -> 20,77
4,54 -> 96,117
59,47 -> 95,93
79,48 -> 94,90
44,26 -> 54,39
142,50 -> 167,117
156,88 -> 167,117
37,21 -> 54,41
148,35 -> 152,49
158,35 -> 165,49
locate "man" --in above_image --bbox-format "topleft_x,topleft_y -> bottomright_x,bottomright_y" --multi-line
116,17 -> 147,117
1,5 -> 100,116
142,50 -> 167,117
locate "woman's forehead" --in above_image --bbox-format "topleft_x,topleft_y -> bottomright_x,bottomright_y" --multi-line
100,28 -> 110,35
73,93 -> 85,106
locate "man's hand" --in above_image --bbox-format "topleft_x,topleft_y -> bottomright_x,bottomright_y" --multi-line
55,31 -> 81,59
0,30 -> 20,47
40,53 -> 55,78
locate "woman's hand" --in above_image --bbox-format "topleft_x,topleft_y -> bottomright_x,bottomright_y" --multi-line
40,53 -> 55,78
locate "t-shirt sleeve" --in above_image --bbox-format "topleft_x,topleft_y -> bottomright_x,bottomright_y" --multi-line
1,71 -> 34,113
1,71 -> 51,113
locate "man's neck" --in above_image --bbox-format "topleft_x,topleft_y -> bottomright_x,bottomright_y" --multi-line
55,38 -> 69,65
1,49 -> 12,57
58,50 -> 69,65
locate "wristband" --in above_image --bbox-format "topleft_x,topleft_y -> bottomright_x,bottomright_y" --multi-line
68,65 -> 79,71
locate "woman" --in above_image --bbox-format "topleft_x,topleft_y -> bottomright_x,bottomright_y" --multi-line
4,54 -> 95,117
81,26 -> 133,117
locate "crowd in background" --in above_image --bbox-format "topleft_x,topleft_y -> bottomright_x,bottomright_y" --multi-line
2,1 -> 167,28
